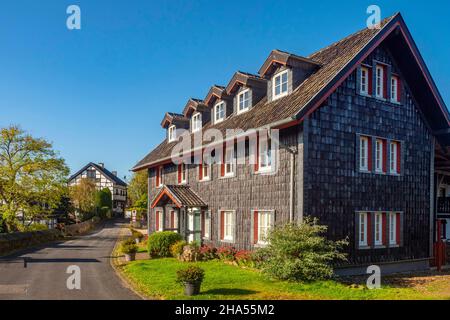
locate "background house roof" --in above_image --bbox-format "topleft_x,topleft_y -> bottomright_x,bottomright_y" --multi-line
69,162 -> 127,187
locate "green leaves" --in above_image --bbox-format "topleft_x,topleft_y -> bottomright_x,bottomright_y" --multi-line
0,126 -> 69,232
256,218 -> 349,282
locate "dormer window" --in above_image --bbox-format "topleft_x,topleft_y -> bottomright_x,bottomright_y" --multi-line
168,125 -> 176,142
237,89 -> 251,114
214,102 -> 225,123
191,113 -> 202,133
272,70 -> 289,100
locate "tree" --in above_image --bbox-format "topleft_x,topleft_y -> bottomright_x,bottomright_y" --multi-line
95,188 -> 112,210
0,125 -> 69,232
128,171 -> 148,209
69,178 -> 96,220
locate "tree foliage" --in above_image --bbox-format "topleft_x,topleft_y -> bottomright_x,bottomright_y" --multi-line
69,178 -> 96,218
255,218 -> 348,282
0,126 -> 69,232
95,188 -> 112,210
128,171 -> 147,209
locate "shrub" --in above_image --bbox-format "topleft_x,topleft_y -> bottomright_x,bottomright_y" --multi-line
176,266 -> 205,284
130,228 -> 144,241
255,218 -> 348,282
19,224 -> 48,232
235,250 -> 254,268
120,238 -> 138,254
148,232 -> 183,258
217,246 -> 237,261
171,240 -> 187,258
199,245 -> 217,261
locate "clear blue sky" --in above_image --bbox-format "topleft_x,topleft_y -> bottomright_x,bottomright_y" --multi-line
1,0 -> 449,181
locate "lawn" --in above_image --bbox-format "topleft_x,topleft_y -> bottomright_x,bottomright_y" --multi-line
119,258 -> 449,300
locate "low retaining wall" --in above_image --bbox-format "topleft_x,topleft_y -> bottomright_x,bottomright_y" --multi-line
0,229 -> 62,256
0,218 -> 102,256
62,218 -> 100,236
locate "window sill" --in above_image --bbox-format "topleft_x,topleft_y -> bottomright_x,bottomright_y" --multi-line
220,174 -> 235,179
358,245 -> 371,250
359,92 -> 371,98
255,168 -> 274,175
388,244 -> 400,248
221,239 -> 234,244
390,100 -> 402,105
199,178 -> 211,182
272,92 -> 288,101
254,242 -> 268,248
359,169 -> 371,174
237,108 -> 250,115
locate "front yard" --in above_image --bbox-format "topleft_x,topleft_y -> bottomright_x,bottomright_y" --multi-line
118,258 -> 450,300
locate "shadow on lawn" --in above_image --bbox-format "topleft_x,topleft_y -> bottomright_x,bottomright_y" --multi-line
201,288 -> 258,296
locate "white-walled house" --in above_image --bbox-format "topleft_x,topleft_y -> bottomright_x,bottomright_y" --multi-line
69,162 -> 128,214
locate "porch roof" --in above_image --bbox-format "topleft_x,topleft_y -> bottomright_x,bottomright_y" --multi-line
151,185 -> 207,209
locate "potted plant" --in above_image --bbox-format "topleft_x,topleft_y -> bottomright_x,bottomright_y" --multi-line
120,238 -> 138,262
131,229 -> 144,244
176,266 -> 205,296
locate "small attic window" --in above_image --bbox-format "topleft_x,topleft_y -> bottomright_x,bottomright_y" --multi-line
192,113 -> 202,133
214,102 -> 225,123
237,89 -> 251,114
272,70 -> 289,100
168,125 -> 176,142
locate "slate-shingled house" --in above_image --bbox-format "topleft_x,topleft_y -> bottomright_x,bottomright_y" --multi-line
133,13 -> 450,273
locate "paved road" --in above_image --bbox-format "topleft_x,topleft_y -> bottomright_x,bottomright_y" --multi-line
0,220 -> 140,300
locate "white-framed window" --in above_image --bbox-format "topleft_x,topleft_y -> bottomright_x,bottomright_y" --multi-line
390,141 -> 399,174
360,66 -> 369,95
359,212 -> 368,247
156,210 -> 163,232
272,70 -> 289,100
223,210 -> 234,242
168,125 -> 176,142
178,163 -> 187,184
375,139 -> 384,173
169,210 -> 178,232
214,102 -> 225,123
224,147 -> 235,177
376,65 -> 384,98
156,166 -> 163,187
389,213 -> 397,245
257,211 -> 273,245
237,89 -> 251,113
191,113 -> 202,133
259,137 -> 272,172
201,163 -> 211,181
360,136 -> 369,171
391,76 -> 398,102
374,212 -> 383,245
203,211 -> 211,239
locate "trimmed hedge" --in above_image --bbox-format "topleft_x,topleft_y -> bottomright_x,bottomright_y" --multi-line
148,232 -> 183,258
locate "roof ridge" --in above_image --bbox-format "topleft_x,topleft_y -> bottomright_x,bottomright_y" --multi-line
308,14 -> 397,59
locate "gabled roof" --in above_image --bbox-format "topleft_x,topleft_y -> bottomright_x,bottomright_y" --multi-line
132,13 -> 449,172
161,112 -> 189,129
151,185 -> 207,208
182,98 -> 207,117
225,71 -> 266,94
259,49 -> 322,77
204,85 -> 226,106
69,162 -> 127,187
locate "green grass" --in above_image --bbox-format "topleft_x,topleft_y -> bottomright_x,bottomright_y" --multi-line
121,258 -> 431,300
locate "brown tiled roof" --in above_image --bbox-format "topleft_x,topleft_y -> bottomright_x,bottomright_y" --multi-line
133,15 -> 397,171
151,185 -> 207,208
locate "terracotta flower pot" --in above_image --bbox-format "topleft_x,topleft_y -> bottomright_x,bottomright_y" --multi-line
124,253 -> 136,262
184,281 -> 201,296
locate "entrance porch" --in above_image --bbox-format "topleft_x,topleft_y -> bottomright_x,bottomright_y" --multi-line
150,185 -> 208,243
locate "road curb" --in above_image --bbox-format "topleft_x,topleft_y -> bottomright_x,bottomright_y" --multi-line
109,227 -> 148,300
